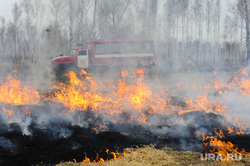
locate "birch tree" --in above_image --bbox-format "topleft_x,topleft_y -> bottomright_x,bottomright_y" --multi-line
76,0 -> 92,42
97,0 -> 134,39
179,0 -> 189,58
140,0 -> 158,39
214,0 -> 221,63
229,0 -> 250,65
11,3 -> 23,62
48,0 -> 65,57
164,0 -> 179,58
192,0 -> 203,62
0,17 -> 6,60
21,0 -> 34,60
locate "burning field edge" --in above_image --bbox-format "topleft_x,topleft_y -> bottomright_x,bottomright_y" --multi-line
0,66 -> 250,165
56,146 -> 250,166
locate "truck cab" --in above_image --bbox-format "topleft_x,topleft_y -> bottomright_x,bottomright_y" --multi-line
51,44 -> 89,80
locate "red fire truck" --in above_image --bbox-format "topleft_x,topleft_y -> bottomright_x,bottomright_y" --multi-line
51,39 -> 155,78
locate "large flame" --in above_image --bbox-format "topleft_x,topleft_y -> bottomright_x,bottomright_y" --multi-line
0,74 -> 40,105
49,68 -> 171,124
50,71 -> 102,112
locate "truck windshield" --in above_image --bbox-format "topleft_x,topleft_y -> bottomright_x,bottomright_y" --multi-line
79,49 -> 87,56
70,49 -> 78,55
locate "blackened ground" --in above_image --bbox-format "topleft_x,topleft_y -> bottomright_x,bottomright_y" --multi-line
0,125 -> 148,166
0,111 -> 249,166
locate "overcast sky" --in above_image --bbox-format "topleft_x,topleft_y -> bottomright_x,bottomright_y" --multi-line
0,0 -> 17,20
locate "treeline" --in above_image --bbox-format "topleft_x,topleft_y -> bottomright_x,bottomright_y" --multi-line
0,0 -> 248,66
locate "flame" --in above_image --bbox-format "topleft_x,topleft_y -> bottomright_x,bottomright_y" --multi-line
109,68 -> 170,123
46,68 -> 249,127
210,79 -> 234,95
74,148 -> 130,163
133,68 -> 144,75
1,68 -> 250,162
239,69 -> 248,77
185,95 -> 227,116
48,68 -> 172,124
214,128 -> 224,138
0,68 -> 247,129
0,75 -> 40,105
203,136 -> 245,162
196,130 -> 250,162
227,118 -> 248,135
3,107 -> 15,117
202,135 -> 250,162
239,78 -> 250,96
209,69 -> 250,96
194,128 -> 250,162
50,71 -> 102,112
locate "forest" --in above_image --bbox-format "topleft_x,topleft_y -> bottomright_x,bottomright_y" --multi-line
0,0 -> 249,68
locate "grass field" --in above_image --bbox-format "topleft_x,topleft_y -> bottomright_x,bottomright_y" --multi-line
57,146 -> 250,166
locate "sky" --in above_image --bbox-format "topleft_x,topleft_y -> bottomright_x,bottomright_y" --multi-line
0,0 -> 17,21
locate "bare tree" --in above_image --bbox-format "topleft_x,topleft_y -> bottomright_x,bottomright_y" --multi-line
49,0 -> 65,41
48,0 -> 65,57
242,0 -> 250,64
11,3 -> 23,62
65,0 -> 77,47
229,0 -> 250,65
164,0 -> 179,58
0,0 -> 246,67
179,0 -> 189,58
21,0 -> 34,60
97,0 -> 134,39
205,0 -> 212,64
0,17 -> 6,60
76,0 -> 92,42
213,0 -> 221,63
139,0 -> 158,39
92,0 -> 98,39
64,0 -> 92,47
192,0 -> 203,63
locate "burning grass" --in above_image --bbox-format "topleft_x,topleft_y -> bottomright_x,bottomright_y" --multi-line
0,67 -> 250,165
0,74 -> 40,105
57,146 -> 176,166
57,146 -> 250,166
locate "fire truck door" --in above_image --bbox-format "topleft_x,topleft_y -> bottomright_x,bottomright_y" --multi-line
77,49 -> 89,69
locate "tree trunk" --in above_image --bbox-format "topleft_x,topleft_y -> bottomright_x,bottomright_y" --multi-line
245,0 -> 250,65
92,0 -> 97,39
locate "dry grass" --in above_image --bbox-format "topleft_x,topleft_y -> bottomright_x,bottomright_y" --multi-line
56,146 -> 250,166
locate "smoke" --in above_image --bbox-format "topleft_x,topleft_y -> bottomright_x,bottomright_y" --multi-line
0,57 -> 249,153
220,84 -> 250,126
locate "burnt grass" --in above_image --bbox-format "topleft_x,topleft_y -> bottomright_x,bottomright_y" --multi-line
0,125 -> 147,166
0,109 -> 250,166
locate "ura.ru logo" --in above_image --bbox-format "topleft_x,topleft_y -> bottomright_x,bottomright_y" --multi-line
200,153 -> 242,161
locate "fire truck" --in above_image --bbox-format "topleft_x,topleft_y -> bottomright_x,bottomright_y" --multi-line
51,39 -> 155,78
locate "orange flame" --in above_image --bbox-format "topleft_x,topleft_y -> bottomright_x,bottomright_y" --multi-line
0,75 -> 40,105
74,148 -> 130,163
185,95 -> 227,116
3,107 -> 15,117
196,130 -> 250,162
50,71 -> 102,112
